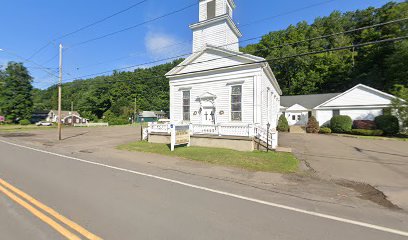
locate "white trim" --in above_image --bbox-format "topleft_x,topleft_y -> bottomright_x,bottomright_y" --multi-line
1,139 -> 407,238
315,84 -> 397,109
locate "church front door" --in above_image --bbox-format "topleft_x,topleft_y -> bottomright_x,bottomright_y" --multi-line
202,108 -> 215,125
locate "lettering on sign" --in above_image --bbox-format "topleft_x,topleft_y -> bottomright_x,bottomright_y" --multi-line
170,124 -> 190,151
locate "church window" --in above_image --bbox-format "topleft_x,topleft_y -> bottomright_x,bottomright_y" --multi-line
183,91 -> 190,121
231,85 -> 242,121
207,0 -> 216,19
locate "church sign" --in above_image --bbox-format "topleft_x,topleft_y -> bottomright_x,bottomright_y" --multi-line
170,124 -> 190,151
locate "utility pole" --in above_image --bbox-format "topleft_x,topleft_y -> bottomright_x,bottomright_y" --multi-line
58,44 -> 63,141
134,97 -> 137,125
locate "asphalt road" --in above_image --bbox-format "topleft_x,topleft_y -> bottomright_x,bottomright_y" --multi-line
1,139 -> 408,240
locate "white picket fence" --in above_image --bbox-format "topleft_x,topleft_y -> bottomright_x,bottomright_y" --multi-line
147,122 -> 278,149
74,122 -> 109,127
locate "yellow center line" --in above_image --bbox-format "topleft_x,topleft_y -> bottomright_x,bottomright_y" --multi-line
0,184 -> 81,240
0,178 -> 102,240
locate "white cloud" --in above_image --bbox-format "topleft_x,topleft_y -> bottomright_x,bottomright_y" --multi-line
144,31 -> 190,60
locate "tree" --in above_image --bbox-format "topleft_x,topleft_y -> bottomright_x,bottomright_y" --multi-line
391,84 -> 408,130
277,115 -> 289,132
1,62 -> 33,123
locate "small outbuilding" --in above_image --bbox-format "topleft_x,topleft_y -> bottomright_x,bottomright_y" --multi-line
280,84 -> 398,126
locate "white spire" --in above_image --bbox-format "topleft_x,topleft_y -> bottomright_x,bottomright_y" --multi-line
190,0 -> 241,52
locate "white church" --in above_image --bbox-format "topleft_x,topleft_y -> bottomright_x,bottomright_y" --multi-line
164,0 -> 281,149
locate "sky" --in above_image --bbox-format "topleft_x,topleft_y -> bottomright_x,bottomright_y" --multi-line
0,0 -> 399,89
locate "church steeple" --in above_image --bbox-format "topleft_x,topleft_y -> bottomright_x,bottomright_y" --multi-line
190,0 -> 242,52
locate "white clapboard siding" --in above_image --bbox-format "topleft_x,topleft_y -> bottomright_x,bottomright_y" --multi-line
320,85 -> 393,107
170,71 -> 256,125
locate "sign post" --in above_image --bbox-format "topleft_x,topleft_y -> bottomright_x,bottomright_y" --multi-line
170,124 -> 190,151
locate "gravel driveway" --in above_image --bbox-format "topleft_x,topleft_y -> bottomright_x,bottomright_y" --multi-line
280,133 -> 408,209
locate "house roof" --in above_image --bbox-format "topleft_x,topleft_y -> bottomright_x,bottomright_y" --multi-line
281,93 -> 341,109
50,110 -> 80,118
139,111 -> 157,118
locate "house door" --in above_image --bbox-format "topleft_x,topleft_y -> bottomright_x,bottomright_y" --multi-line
202,108 -> 215,125
289,113 -> 307,126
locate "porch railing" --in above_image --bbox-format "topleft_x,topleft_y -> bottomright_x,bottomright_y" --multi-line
147,122 -> 278,149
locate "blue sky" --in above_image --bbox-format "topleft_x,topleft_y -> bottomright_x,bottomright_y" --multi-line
0,0 -> 398,89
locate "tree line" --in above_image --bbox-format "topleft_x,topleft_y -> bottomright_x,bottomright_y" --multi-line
0,1 -> 407,125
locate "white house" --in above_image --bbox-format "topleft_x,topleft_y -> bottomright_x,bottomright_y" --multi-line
165,0 -> 281,148
280,84 -> 398,126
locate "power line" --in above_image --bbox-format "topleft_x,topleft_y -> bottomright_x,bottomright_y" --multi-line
64,35 -> 408,84
27,0 -> 148,60
0,48 -> 60,79
71,0 -> 342,70
67,2 -> 198,49
240,0 -> 337,27
65,17 -> 408,81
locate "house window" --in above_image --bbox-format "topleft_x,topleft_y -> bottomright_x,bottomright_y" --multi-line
333,109 -> 340,116
292,115 -> 296,120
231,85 -> 242,121
308,111 -> 312,118
183,91 -> 190,121
207,0 -> 216,19
297,115 -> 301,121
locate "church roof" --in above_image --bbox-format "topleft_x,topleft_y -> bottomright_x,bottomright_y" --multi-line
280,93 -> 341,109
166,45 -> 282,95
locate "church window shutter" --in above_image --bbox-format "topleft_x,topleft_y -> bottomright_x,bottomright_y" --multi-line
207,0 -> 216,19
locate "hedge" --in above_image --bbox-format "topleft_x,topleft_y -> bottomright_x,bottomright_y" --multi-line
353,120 -> 376,130
330,115 -> 352,133
306,116 -> 320,133
374,115 -> 399,135
350,129 -> 384,136
19,119 -> 31,125
319,127 -> 332,134
277,115 -> 289,132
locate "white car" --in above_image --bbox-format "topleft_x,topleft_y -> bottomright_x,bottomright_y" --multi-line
36,121 -> 53,126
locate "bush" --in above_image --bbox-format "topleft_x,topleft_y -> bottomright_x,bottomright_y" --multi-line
277,115 -> 289,132
19,119 -> 31,125
306,116 -> 320,133
330,115 -> 352,133
319,127 -> 332,134
107,117 -> 129,125
374,115 -> 399,135
353,120 -> 376,130
350,129 -> 384,136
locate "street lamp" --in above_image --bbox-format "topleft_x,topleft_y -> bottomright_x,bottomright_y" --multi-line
266,122 -> 271,152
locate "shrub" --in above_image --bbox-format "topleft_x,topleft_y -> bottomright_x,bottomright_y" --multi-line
330,115 -> 352,133
319,127 -> 332,134
306,116 -> 320,133
277,115 -> 289,132
350,129 -> 384,136
19,119 -> 31,125
353,120 -> 376,130
374,115 -> 399,135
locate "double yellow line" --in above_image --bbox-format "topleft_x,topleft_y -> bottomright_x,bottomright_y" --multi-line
0,178 -> 102,240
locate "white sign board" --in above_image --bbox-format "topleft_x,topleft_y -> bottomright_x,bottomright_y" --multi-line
170,124 -> 190,151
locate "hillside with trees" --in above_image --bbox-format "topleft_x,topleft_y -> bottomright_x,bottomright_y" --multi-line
241,1 -> 408,95
1,1 -> 406,124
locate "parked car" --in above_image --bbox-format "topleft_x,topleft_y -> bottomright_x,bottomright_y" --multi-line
36,121 -> 53,126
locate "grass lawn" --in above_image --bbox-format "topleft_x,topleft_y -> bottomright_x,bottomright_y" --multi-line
333,133 -> 408,142
117,141 -> 299,173
0,124 -> 56,132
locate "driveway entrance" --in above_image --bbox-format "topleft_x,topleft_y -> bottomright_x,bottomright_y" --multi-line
280,133 -> 408,209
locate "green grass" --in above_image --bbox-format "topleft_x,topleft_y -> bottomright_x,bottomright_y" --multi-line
117,141 -> 299,173
333,133 -> 408,142
0,124 -> 56,132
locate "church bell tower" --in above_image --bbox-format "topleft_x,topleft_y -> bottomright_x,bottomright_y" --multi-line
190,0 -> 242,52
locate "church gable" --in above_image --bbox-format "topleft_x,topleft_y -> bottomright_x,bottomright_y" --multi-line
166,47 -> 264,76
317,84 -> 396,108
